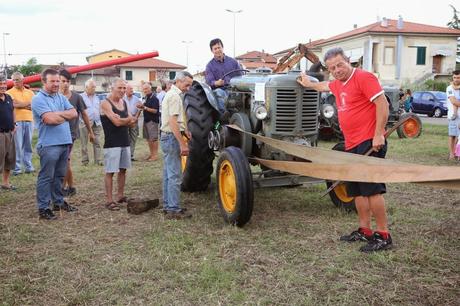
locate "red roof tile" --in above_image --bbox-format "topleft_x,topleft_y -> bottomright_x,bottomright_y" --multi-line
236,51 -> 277,63
320,19 -> 460,44
239,61 -> 278,70
117,58 -> 186,69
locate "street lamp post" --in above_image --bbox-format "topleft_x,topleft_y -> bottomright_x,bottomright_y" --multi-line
90,43 -> 94,78
181,40 -> 192,68
225,9 -> 242,57
2,32 -> 10,76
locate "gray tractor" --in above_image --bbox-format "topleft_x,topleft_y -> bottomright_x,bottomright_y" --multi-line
181,69 -> 340,226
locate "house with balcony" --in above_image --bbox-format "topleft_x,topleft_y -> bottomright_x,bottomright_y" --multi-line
275,18 -> 460,86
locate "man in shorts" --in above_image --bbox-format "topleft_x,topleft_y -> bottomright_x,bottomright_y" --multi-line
446,70 -> 460,160
298,47 -> 392,253
0,76 -> 17,191
139,83 -> 160,161
100,78 -> 137,210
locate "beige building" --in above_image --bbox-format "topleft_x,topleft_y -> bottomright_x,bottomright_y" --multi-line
275,18 -> 460,86
86,49 -> 131,64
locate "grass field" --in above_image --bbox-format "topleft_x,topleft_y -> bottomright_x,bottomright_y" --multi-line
0,124 -> 459,305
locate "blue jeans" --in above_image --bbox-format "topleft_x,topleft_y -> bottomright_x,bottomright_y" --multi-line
160,133 -> 181,212
214,88 -> 228,114
14,121 -> 34,173
36,144 -> 69,210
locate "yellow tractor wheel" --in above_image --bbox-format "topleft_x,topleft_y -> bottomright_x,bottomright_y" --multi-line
325,142 -> 356,211
216,146 -> 253,226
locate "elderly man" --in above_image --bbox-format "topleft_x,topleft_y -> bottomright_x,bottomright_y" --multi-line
0,76 -> 17,190
138,83 -> 160,161
100,78 -> 137,210
160,71 -> 193,220
6,72 -> 35,175
80,79 -> 103,165
32,68 -> 78,220
123,84 -> 141,161
59,69 -> 94,196
298,47 -> 391,253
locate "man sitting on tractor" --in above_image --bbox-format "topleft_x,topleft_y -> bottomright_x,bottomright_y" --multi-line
205,38 -> 243,117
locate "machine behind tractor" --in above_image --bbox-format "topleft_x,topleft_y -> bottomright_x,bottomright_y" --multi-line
318,87 -> 423,141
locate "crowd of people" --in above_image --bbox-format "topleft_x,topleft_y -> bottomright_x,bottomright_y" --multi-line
1,41 -> 460,253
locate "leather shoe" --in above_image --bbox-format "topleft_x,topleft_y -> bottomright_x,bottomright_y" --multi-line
165,209 -> 192,220
53,201 -> 78,212
39,208 -> 57,220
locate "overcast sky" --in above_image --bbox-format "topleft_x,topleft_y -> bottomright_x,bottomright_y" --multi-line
0,0 -> 457,74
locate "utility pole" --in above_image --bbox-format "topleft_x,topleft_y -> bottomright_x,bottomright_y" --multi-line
181,40 -> 192,68
225,9 -> 243,57
2,33 -> 10,77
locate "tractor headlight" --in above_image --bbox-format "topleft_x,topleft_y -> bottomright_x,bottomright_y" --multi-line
321,104 -> 335,119
255,105 -> 268,120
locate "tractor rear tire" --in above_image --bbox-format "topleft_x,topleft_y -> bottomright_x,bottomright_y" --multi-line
216,146 -> 254,227
181,81 -> 217,192
396,113 -> 422,138
325,142 -> 356,211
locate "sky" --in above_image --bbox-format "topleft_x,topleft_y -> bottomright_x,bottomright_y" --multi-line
0,0 -> 457,74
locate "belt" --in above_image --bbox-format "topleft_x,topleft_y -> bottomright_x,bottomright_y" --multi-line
162,131 -> 186,135
0,129 -> 13,133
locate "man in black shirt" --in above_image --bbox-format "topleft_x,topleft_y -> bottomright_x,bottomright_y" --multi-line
100,78 -> 137,210
0,76 -> 17,190
138,83 -> 160,161
59,69 -> 94,196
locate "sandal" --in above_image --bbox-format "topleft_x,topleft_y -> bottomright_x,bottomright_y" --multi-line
105,202 -> 120,211
1,185 -> 17,191
117,196 -> 128,204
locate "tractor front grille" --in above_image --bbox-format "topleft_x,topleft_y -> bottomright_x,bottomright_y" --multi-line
274,88 -> 319,134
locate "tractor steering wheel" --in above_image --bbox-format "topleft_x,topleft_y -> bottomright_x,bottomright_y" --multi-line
221,69 -> 250,80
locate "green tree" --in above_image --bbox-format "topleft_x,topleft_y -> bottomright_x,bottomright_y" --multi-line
15,57 -> 42,76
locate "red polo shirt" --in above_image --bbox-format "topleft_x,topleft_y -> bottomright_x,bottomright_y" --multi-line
329,68 -> 384,150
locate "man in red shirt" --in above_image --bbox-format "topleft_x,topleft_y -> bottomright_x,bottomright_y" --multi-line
298,47 -> 392,252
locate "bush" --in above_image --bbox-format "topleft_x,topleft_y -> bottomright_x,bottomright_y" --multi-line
423,80 -> 449,92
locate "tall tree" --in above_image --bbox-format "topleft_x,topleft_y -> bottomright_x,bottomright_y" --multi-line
15,57 -> 42,76
447,4 -> 460,69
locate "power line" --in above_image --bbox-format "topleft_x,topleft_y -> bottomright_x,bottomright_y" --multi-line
0,52 -> 93,56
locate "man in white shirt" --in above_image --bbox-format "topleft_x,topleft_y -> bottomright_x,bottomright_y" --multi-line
80,79 -> 103,165
446,70 -> 460,160
124,84 -> 141,161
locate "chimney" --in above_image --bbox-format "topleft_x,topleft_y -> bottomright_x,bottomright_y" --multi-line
381,17 -> 388,27
353,24 -> 358,29
397,15 -> 404,29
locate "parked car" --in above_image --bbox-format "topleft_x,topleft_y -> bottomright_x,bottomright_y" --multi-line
411,91 -> 448,118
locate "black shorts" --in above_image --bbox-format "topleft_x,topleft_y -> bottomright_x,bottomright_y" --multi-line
345,139 -> 387,197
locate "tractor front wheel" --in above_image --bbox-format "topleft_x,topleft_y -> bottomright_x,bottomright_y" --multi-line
216,146 -> 254,227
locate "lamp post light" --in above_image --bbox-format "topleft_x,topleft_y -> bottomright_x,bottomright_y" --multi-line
2,32 -> 10,76
225,9 -> 242,57
181,40 -> 192,68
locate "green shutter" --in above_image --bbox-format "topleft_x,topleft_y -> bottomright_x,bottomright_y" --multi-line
169,71 -> 176,80
125,70 -> 133,80
416,47 -> 426,65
